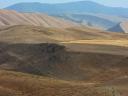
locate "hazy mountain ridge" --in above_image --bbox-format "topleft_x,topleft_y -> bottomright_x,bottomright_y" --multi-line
5,1 -> 128,31
53,13 -> 128,30
5,1 -> 128,17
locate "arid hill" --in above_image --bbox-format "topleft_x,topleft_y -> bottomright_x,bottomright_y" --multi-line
108,22 -> 128,33
0,10 -> 78,28
0,43 -> 127,81
120,22 -> 128,33
0,25 -> 128,43
0,70 -> 117,96
0,10 -> 128,96
0,43 -> 127,96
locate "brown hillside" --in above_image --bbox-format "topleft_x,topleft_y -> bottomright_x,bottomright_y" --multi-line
0,43 -> 127,82
0,10 -> 128,96
0,10 -> 78,28
0,70 -> 116,96
0,25 -> 128,43
120,21 -> 128,33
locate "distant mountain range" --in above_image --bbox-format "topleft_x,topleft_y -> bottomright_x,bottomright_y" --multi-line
53,13 -> 128,30
5,1 -> 128,17
4,1 -> 128,31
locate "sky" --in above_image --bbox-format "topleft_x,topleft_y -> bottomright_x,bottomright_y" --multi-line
0,0 -> 128,8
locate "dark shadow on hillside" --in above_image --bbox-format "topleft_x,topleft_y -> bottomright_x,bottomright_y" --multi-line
0,43 -> 128,82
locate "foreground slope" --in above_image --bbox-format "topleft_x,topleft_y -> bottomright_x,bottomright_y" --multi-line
0,43 -> 128,81
0,25 -> 128,82
0,70 -> 119,96
0,43 -> 128,96
0,10 -> 128,96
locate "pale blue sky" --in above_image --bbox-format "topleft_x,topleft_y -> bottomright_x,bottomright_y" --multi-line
0,0 -> 128,8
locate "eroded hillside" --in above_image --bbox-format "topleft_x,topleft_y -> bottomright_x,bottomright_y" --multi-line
0,10 -> 78,28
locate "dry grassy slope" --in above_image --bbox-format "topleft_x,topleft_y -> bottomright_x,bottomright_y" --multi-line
0,10 -> 128,96
0,25 -> 128,43
0,70 -> 116,96
0,10 -> 78,28
62,40 -> 128,56
103,75 -> 128,96
0,25 -> 128,82
0,43 -> 127,96
0,43 -> 127,83
0,25 -> 58,43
